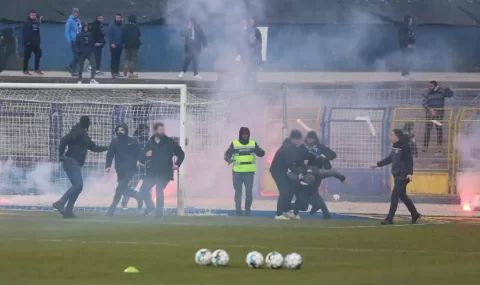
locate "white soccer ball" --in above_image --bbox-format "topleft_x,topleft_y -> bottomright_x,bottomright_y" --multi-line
332,194 -> 340,202
195,249 -> 212,266
211,249 -> 229,267
265,252 -> 284,269
246,251 -> 264,268
284,253 -> 302,270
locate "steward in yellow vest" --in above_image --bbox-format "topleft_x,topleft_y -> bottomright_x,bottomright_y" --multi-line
224,127 -> 265,216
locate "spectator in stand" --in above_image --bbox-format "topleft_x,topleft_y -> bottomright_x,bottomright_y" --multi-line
91,15 -> 106,75
65,8 -> 82,76
398,15 -> 415,80
178,18 -> 206,80
108,13 -> 124,79
76,23 -> 98,84
422,81 -> 454,153
246,17 -> 262,82
0,28 -> 15,73
123,14 -> 141,78
22,10 -> 43,75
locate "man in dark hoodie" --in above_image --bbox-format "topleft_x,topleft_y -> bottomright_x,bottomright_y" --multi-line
108,13 -> 124,78
22,10 -> 43,75
105,123 -> 142,216
270,129 -> 304,220
224,127 -> 265,216
178,18 -> 206,79
398,15 -> 415,80
137,122 -> 185,217
53,116 -> 109,218
91,15 -> 106,75
123,15 -> 141,78
422,81 -> 454,153
371,129 -> 422,225
75,23 -> 98,84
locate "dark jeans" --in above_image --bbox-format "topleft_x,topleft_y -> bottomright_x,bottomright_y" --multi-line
182,51 -> 199,75
69,42 -> 78,73
23,44 -> 41,71
58,157 -> 83,213
387,178 -> 418,221
424,110 -> 445,148
110,47 -> 123,74
94,46 -> 103,71
272,172 -> 296,215
125,48 -> 139,74
400,47 -> 413,76
78,52 -> 96,80
107,172 -> 139,214
232,172 -> 254,212
139,175 -> 171,217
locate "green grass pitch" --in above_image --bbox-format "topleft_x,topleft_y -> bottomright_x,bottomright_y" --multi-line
0,211 -> 480,285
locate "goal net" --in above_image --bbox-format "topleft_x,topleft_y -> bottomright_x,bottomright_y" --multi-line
0,83 -> 243,216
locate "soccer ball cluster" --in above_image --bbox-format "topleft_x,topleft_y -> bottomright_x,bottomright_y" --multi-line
195,249 -> 302,270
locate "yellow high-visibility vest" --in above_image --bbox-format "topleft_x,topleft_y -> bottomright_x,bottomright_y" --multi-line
232,140 -> 256,172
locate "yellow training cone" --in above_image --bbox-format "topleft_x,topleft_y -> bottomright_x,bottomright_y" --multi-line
124,266 -> 139,273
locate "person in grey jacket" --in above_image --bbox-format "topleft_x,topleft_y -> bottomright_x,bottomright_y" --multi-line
422,81 -> 454,153
371,129 -> 421,225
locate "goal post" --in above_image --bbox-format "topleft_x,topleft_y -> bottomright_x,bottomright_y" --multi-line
0,83 -> 190,215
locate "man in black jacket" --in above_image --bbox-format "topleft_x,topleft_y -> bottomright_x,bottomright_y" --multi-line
123,15 -> 141,78
246,17 -> 262,82
422,81 -> 454,153
371,129 -> 422,225
224,127 -> 265,216
105,123 -> 142,216
75,23 -> 98,84
23,10 -> 43,75
91,15 -> 106,75
53,116 -> 108,218
137,122 -> 185,217
178,18 -> 206,79
270,130 -> 304,220
398,15 -> 415,80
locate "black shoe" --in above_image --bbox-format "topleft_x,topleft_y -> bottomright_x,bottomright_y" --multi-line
52,202 -> 65,216
412,213 -> 422,224
236,210 -> 243,217
244,210 -> 251,217
71,72 -> 78,77
381,219 -> 393,225
309,206 -> 320,215
63,212 -> 77,219
141,207 -> 155,216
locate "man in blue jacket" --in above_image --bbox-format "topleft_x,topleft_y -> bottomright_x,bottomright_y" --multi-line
108,13 -> 124,79
65,8 -> 82,76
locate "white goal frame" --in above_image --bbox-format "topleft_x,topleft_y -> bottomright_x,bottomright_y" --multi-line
0,83 -> 188,216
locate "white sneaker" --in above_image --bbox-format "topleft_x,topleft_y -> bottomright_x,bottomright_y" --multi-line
275,215 -> 290,220
178,72 -> 185,78
90,79 -> 99,84
282,211 -> 296,219
294,215 -> 301,220
194,74 -> 202,80
77,81 -> 82,84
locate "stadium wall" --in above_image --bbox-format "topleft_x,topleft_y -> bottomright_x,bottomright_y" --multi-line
2,24 -> 480,72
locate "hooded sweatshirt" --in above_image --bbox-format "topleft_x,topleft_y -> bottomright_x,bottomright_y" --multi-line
91,17 -> 106,46
300,131 -> 337,169
123,15 -> 141,49
75,25 -> 95,54
398,15 -> 415,48
65,14 -> 82,43
59,116 -> 108,166
270,138 -> 303,175
376,138 -> 413,180
23,13 -> 41,46
107,16 -> 123,47
224,127 -> 265,163
105,123 -> 141,176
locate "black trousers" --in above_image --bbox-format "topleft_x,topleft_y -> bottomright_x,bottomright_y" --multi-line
58,157 -> 83,214
400,47 -> 413,76
139,175 -> 171,217
69,42 -> 79,73
94,46 -> 103,71
23,44 -> 41,71
107,172 -> 139,214
424,110 -> 445,148
78,52 -> 96,80
232,172 -> 254,212
387,178 -> 418,221
293,181 -> 330,216
110,47 -> 123,74
182,50 -> 199,75
272,172 -> 296,215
